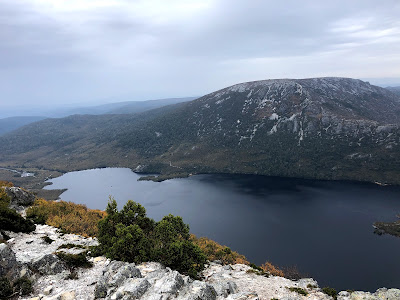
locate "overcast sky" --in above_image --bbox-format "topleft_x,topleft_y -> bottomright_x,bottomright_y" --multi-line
1,0 -> 399,111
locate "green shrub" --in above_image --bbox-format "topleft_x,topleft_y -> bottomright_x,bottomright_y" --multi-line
57,243 -> 86,250
0,187 -> 35,233
0,276 -> 13,299
13,277 -> 33,296
96,198 -> 206,277
56,252 -> 93,269
288,287 -> 308,296
322,287 -> 338,299
249,263 -> 263,272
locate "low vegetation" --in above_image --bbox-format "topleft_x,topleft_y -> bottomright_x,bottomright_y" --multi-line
288,287 -> 308,296
0,183 -> 35,233
374,216 -> 400,238
56,251 -> 93,269
260,261 -> 285,277
190,235 -> 249,265
322,287 -> 338,299
0,276 -> 33,298
96,198 -> 206,278
20,196 -> 286,279
26,199 -> 106,237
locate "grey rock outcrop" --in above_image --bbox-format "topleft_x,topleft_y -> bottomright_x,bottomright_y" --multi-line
4,187 -> 36,211
31,254 -> 66,275
338,288 -> 400,300
5,224 -> 400,300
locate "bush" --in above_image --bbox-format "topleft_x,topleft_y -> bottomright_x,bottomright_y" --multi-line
260,261 -> 284,277
288,287 -> 308,296
322,287 -> 338,299
0,187 -> 35,233
26,199 -> 106,237
0,276 -> 13,298
13,277 -> 33,296
96,198 -> 206,277
56,252 -> 93,269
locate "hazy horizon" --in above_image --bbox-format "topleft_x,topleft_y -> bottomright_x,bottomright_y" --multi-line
0,0 -> 399,113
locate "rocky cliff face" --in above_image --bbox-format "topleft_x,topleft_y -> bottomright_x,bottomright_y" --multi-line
1,225 -> 399,300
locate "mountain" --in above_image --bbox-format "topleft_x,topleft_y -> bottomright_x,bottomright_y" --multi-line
105,97 -> 197,114
1,77 -> 400,184
49,97 -> 197,117
0,116 -> 47,136
0,97 -> 195,137
386,86 -> 400,96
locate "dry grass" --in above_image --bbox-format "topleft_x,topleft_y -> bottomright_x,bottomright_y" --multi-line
0,181 -> 14,187
260,261 -> 285,277
190,235 -> 249,265
26,199 -> 106,237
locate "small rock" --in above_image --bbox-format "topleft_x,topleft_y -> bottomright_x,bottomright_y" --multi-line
59,291 -> 76,300
44,286 -> 53,295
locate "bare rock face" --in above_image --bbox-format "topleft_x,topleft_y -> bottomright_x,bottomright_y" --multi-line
0,243 -> 33,286
4,187 -> 36,211
31,254 -> 66,275
4,224 -> 400,300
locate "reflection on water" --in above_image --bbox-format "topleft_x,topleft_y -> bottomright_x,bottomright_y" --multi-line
45,168 -> 400,291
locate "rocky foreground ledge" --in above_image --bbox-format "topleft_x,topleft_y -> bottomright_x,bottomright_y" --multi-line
1,225 -> 399,300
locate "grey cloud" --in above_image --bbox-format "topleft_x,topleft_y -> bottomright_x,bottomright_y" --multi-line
0,0 -> 398,111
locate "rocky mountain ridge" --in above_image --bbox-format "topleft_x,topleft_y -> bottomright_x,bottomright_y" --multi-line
1,77 -> 400,185
2,224 -> 400,300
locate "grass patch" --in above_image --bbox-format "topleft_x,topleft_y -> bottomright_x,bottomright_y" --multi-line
260,261 -> 284,277
191,235 -> 249,265
26,199 -> 106,237
288,287 -> 308,296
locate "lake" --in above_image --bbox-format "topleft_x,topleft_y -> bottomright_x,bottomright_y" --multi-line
44,168 -> 400,292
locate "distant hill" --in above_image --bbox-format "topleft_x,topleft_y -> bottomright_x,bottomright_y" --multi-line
1,77 -> 400,185
0,97 -> 196,136
386,86 -> 400,96
0,116 -> 47,136
106,97 -> 197,114
52,97 -> 197,117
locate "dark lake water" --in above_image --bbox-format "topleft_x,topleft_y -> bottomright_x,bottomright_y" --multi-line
44,168 -> 400,292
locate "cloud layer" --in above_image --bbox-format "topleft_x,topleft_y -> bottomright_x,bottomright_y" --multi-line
0,0 -> 399,109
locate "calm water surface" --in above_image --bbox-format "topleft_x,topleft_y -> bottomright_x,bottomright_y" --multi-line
45,168 -> 400,291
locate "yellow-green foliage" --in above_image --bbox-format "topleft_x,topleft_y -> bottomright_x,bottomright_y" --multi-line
190,235 -> 249,265
0,181 -> 14,187
26,199 -> 106,237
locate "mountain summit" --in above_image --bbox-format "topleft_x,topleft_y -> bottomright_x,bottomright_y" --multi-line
1,77 -> 399,184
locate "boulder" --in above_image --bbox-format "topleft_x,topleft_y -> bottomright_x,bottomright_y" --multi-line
95,261 -> 142,298
32,254 -> 66,275
112,278 -> 150,299
211,281 -> 238,297
4,187 -> 36,209
0,243 -> 23,281
176,280 -> 217,300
